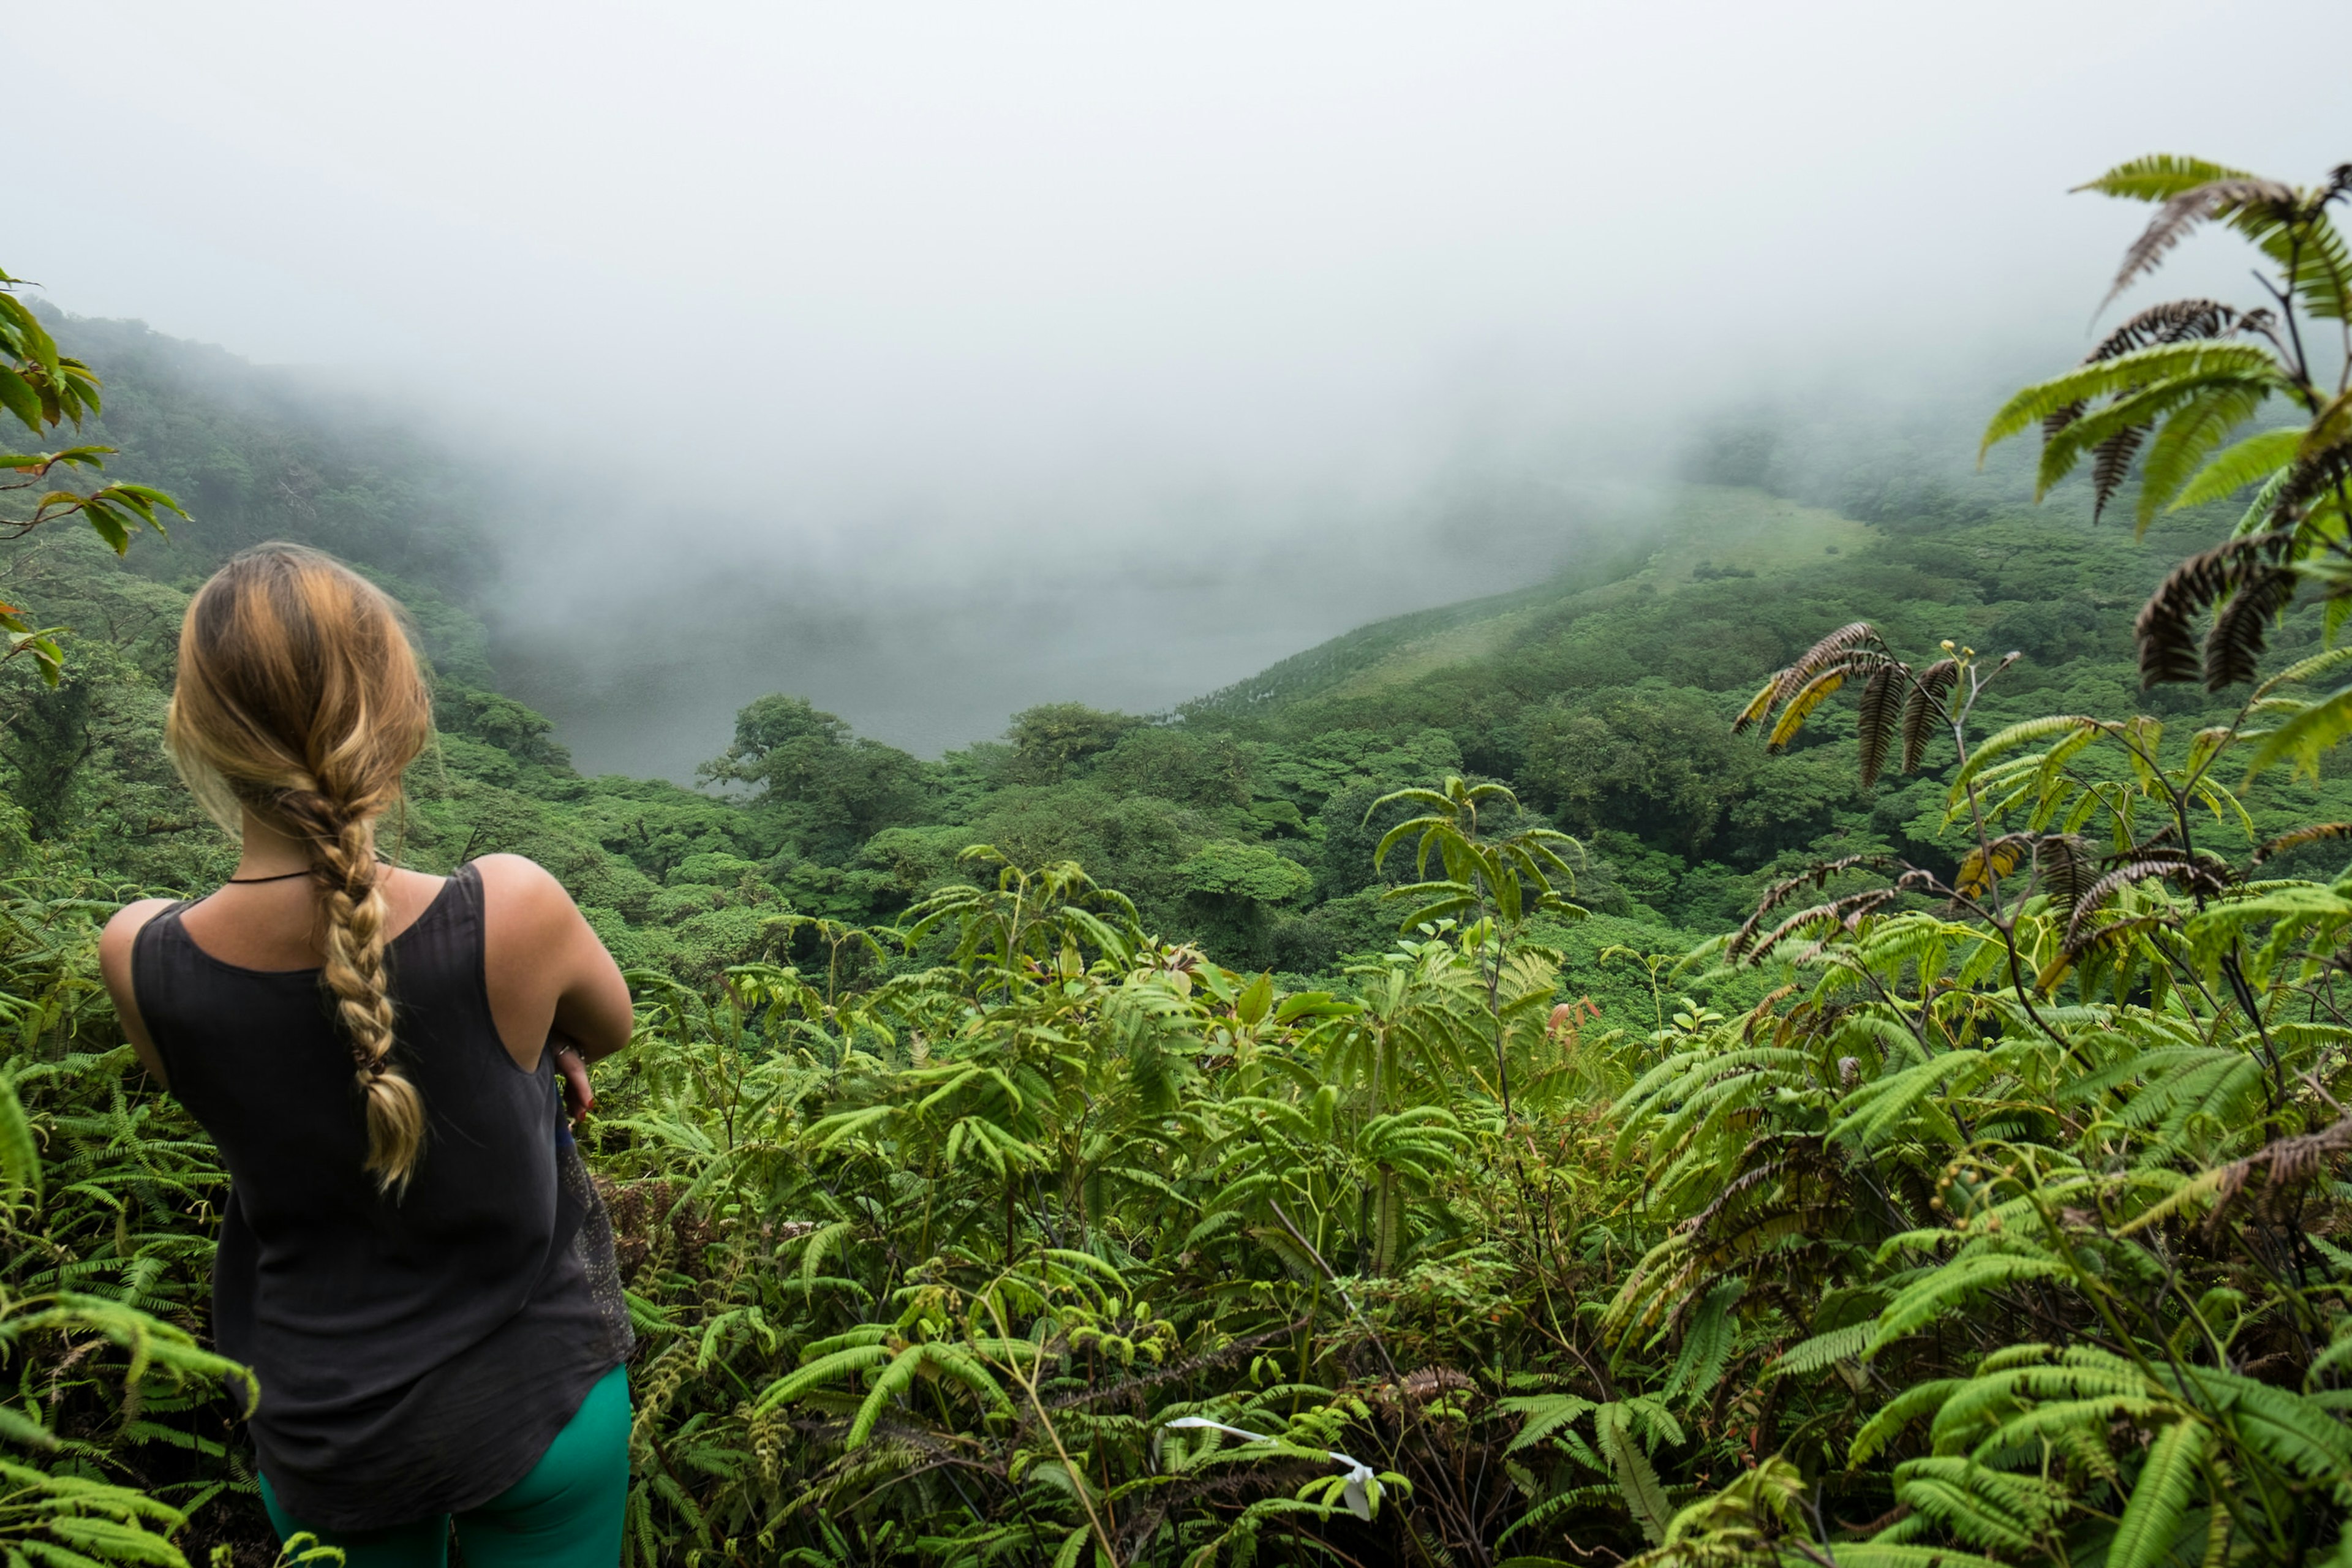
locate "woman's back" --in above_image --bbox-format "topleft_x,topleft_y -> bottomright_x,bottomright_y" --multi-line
99,544 -> 639,1551
127,862 -> 631,1529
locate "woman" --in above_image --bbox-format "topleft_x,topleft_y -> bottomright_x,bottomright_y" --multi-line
98,544 -> 637,1568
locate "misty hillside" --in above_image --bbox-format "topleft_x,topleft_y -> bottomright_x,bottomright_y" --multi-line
1188,489 -> 1872,714
12,127 -> 2352,1568
16,309 -> 2352,1032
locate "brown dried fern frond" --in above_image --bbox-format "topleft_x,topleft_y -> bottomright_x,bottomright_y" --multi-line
1727,857 -> 1899,960
2272,439 -> 2352,525
2201,1115 -> 2352,1241
2034,834 -> 2095,913
1774,622 -> 1882,700
2252,822 -> 2352,865
2087,424 -> 2149,522
2063,854 -> 2228,949
2203,562 -> 2297,689
2134,531 -> 2291,687
2103,179 -> 2301,312
1855,665 -> 1900,786
2089,298 -> 2244,361
1900,659 -> 1959,773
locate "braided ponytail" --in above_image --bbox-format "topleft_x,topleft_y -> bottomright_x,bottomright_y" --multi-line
165,546 -> 435,1194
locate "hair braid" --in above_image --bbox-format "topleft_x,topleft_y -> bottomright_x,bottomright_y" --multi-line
287,789 -> 426,1190
165,545 -> 436,1196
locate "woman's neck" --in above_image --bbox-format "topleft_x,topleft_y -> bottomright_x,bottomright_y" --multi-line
233,812 -> 314,881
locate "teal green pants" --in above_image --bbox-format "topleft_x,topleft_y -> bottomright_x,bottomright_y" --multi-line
261,1366 -> 630,1568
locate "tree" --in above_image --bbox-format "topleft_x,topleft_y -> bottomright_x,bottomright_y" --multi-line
1003,703 -> 1145,783
1522,686 -> 1759,857
1175,839 -> 1314,959
698,693 -> 935,857
0,272 -> 186,680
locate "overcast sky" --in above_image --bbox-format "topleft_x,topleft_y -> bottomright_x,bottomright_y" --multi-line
13,1 -> 2349,772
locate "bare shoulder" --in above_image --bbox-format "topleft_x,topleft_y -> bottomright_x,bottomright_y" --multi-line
473,852 -> 566,894
99,898 -> 178,973
472,854 -> 581,925
99,900 -> 178,1079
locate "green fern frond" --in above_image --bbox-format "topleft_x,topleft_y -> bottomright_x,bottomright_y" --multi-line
2078,155 -> 2258,203
2137,382 -> 2273,527
1873,1249 -> 2073,1348
1950,716 -> 2113,795
2178,425 -> 2304,511
2108,1419 -> 2211,1568
1980,343 -> 2283,457
2244,684 -> 2352,780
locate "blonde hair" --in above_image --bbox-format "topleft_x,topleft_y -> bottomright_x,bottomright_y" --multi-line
165,544 -> 435,1193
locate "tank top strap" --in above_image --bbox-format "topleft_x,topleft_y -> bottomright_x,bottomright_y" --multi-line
384,861 -> 493,1028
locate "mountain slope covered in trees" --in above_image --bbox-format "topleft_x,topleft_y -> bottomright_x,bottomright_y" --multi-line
12,306 -> 2352,1027
6,148 -> 2352,1568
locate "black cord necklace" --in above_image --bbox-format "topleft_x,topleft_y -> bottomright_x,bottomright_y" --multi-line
224,869 -> 314,885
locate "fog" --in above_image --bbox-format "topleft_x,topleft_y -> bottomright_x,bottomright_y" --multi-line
13,1 -> 2349,775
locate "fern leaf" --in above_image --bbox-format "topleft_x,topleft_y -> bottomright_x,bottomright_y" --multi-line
1856,664 -> 1899,786
2201,562 -> 2295,690
0,1073 -> 39,1204
1824,1544 -> 2009,1568
1950,716 -> 2108,795
2252,822 -> 2352,865
2135,532 -> 2290,688
2195,1370 -> 2352,1477
1773,622 -> 1882,704
1830,1052 -> 1996,1150
2036,834 -> 2094,913
2258,644 -> 2352,699
1766,1322 -> 1872,1380
2077,154 -> 2258,205
1732,676 -> 1780,735
1874,1250 -> 2072,1346
797,1217 -> 858,1284
2089,423 -> 2149,521
846,1344 -> 929,1448
2303,387 -> 2352,466
1980,343 -> 2281,455
2177,425 -> 2303,510
2140,382 -> 2271,529
1500,1393 -> 1596,1455
2090,297 -> 2246,357
1596,1406 -> 1671,1546
2244,682 -> 2352,781
1954,836 -> 2027,899
752,1344 -> 892,1413
2098,174 -> 2298,313
1893,1459 -> 2041,1553
1663,1280 -> 1743,1403
1901,659 -> 1958,772
2109,1419 -> 2210,1568
1853,1380 -> 1967,1466
1766,669 -> 1845,752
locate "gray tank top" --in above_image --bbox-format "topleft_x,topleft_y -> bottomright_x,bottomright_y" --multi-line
132,863 -> 633,1531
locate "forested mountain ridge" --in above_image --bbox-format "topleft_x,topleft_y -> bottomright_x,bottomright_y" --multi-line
7,150 -> 2352,1568
10,306 -> 2348,1025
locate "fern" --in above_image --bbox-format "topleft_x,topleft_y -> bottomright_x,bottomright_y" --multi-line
1872,1248 -> 2074,1347
1594,1405 -> 1672,1547
2108,1419 -> 2211,1568
2177,425 -> 2304,510
2245,682 -> 2352,781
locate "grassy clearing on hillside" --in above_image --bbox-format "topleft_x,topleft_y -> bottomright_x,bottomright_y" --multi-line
1320,488 -> 1877,703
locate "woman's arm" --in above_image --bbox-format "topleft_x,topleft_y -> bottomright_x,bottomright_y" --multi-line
97,900 -> 179,1090
475,854 -> 633,1074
